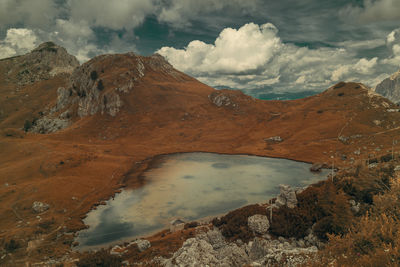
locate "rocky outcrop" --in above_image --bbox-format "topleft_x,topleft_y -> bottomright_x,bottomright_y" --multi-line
162,228 -> 318,267
275,185 -> 298,209
248,214 -> 270,234
164,229 -> 248,267
375,69 -> 400,104
209,91 -> 239,108
30,117 -> 70,134
4,42 -> 79,86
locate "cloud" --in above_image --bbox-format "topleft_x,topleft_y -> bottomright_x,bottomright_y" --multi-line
341,0 -> 400,23
0,0 -> 59,29
382,28 -> 400,66
158,23 -> 281,75
0,28 -> 38,58
158,22 -> 400,93
158,0 -> 258,28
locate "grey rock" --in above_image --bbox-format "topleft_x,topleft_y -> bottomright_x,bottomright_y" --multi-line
264,136 -> 283,143
165,238 -> 219,267
249,238 -> 268,261
164,229 -> 249,267
110,245 -> 123,255
132,239 -> 151,252
394,165 -> 400,171
338,135 -> 349,143
208,91 -> 238,108
198,228 -> 226,250
30,117 -> 70,134
310,163 -> 324,172
248,214 -> 270,235
368,163 -> 378,169
4,42 -> 79,86
275,184 -> 297,208
375,69 -> 400,104
32,201 -> 49,213
349,200 -> 360,213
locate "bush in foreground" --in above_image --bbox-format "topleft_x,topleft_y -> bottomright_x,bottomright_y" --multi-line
77,249 -> 122,267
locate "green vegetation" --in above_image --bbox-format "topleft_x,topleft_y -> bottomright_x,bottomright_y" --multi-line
90,70 -> 98,81
4,239 -> 20,252
97,80 -> 104,91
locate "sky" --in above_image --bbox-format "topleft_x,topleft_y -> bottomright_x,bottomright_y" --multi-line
0,0 -> 400,98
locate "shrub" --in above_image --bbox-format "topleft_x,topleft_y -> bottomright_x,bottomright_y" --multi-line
312,179 -> 400,266
23,120 -> 32,132
97,80 -> 104,91
380,154 -> 393,162
4,239 -> 20,252
269,206 -> 309,238
212,204 -> 266,241
77,249 -> 122,267
269,180 -> 352,240
90,70 -> 98,81
184,221 -> 199,229
334,82 -> 346,89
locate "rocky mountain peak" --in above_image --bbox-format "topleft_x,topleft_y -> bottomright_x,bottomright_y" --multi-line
2,41 -> 79,86
29,51 -> 192,133
390,69 -> 400,80
375,69 -> 400,104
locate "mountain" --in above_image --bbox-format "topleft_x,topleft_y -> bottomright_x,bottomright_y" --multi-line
375,69 -> 400,104
0,42 -> 79,130
1,43 -> 400,265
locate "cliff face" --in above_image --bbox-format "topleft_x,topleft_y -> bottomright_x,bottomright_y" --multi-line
375,69 -> 400,104
29,52 -> 194,133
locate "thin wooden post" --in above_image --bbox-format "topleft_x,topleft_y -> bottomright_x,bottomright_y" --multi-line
269,199 -> 272,223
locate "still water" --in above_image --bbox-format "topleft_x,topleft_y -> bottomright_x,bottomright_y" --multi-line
76,153 -> 329,249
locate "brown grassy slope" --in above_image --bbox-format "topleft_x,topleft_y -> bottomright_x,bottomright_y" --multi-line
0,52 -> 400,264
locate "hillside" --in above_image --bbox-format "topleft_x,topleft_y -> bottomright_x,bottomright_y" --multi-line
1,44 -> 400,266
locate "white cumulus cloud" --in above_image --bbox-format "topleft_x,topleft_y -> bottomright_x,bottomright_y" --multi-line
158,22 -> 400,92
158,23 -> 281,75
0,28 -> 38,58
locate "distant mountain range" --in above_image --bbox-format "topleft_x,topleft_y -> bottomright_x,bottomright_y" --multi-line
213,85 -> 317,101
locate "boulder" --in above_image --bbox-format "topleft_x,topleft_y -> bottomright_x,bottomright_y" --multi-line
208,91 -> 238,108
165,238 -> 219,266
275,184 -> 297,208
248,214 -> 270,234
310,163 -> 324,172
32,201 -> 49,213
132,239 -> 151,252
